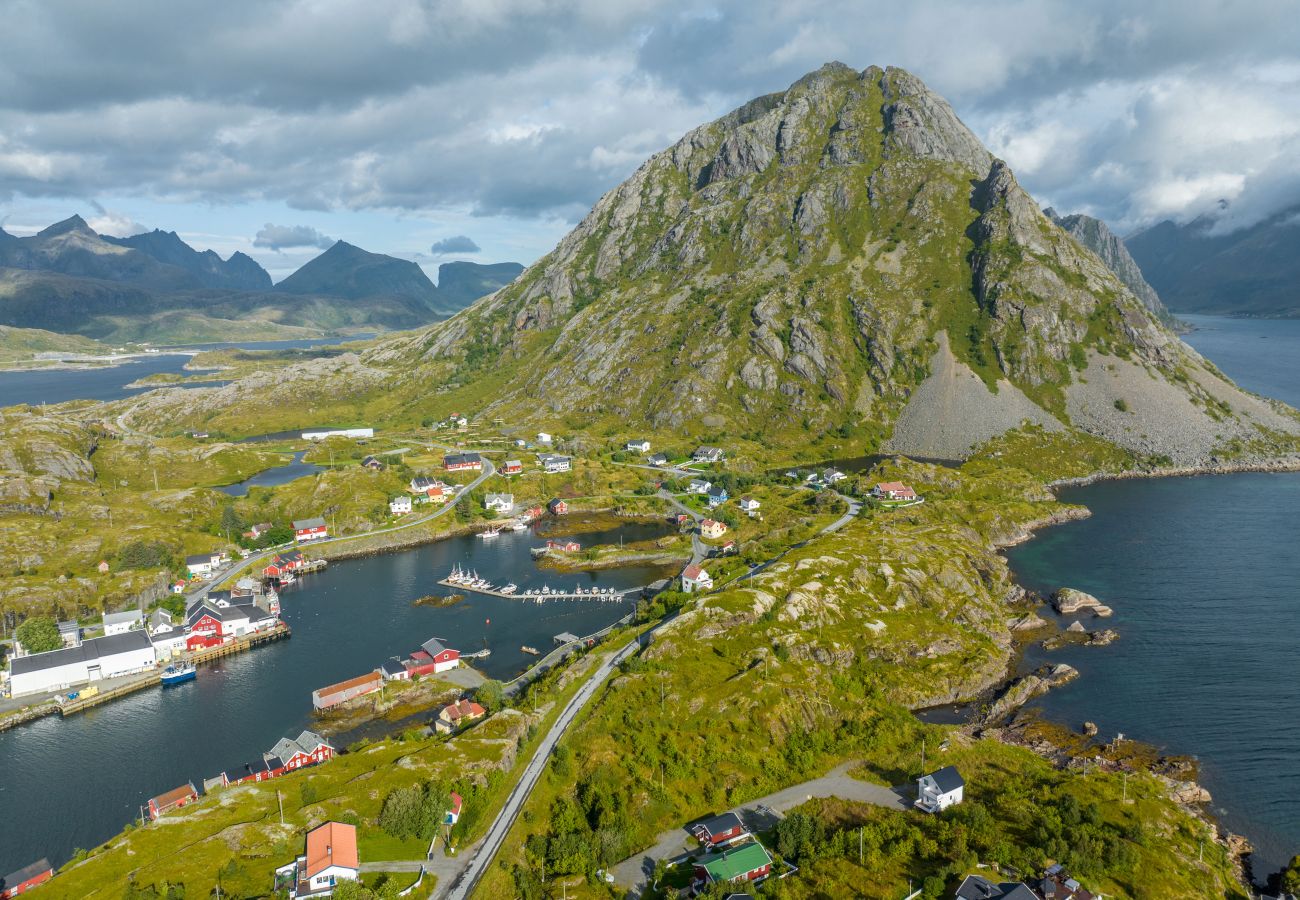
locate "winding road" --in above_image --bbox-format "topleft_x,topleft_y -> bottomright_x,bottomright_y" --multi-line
440,632 -> 646,899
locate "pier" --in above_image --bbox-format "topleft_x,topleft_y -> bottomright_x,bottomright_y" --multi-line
57,624 -> 292,717
436,578 -> 627,602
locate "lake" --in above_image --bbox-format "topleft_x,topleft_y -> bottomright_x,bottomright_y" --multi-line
217,451 -> 323,496
0,336 -> 367,408
0,519 -> 673,873
1005,314 -> 1300,877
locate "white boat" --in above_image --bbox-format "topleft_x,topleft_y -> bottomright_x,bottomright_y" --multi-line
511,521 -> 529,531
501,583 -> 517,595
478,526 -> 501,539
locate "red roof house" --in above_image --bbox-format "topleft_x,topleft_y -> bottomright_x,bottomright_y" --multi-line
435,698 -> 486,734
0,859 -> 53,898
149,782 -> 198,820
548,498 -> 568,515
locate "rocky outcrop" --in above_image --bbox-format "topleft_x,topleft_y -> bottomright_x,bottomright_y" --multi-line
980,663 -> 1079,724
1053,588 -> 1114,617
1046,208 -> 1168,318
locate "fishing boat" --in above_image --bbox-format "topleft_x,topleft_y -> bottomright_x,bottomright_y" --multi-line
501,583 -> 517,594
478,526 -> 501,539
511,520 -> 529,532
160,662 -> 197,686
279,571 -> 296,585
521,645 -> 540,655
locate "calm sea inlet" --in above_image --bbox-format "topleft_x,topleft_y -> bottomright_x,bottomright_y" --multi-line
1005,314 -> 1300,876
0,521 -> 672,873
0,335 -> 368,408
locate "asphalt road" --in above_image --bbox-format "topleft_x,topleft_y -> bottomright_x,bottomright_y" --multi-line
440,634 -> 644,899
610,761 -> 909,894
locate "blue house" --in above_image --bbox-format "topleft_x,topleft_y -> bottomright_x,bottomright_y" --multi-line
707,485 -> 729,508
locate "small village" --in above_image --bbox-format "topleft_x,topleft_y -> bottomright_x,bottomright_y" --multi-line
0,416 -> 939,899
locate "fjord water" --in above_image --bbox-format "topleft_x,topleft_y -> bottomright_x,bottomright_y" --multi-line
0,522 -> 669,873
0,336 -> 364,407
1007,315 -> 1300,875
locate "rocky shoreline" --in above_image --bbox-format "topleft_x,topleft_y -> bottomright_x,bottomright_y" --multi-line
975,459 -> 1300,888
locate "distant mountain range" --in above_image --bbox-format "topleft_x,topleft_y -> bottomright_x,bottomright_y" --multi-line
1125,207 -> 1300,317
0,216 -> 522,341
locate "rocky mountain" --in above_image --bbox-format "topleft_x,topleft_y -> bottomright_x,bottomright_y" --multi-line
273,240 -> 437,305
105,229 -> 272,291
1126,208 -> 1300,317
129,63 -> 1300,467
1045,209 -> 1167,318
435,261 -> 524,313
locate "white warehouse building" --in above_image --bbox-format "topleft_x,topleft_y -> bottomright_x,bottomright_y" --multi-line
8,631 -> 158,698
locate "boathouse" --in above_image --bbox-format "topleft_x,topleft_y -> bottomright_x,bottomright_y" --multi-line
417,638 -> 460,673
548,498 -> 569,515
148,782 -> 198,820
311,671 -> 382,710
0,859 -> 53,898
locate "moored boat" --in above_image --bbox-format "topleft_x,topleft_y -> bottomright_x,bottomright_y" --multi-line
160,662 -> 197,686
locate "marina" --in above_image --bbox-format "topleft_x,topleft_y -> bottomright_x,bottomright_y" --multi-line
0,518 -> 668,874
439,564 -> 630,602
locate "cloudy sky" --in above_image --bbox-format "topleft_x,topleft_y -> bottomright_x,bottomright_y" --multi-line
1,0 -> 1297,281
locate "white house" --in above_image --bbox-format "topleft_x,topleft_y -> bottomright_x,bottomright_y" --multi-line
150,611 -> 187,657
185,552 -> 223,578
738,497 -> 761,514
823,468 -> 847,484
102,609 -> 143,636
681,563 -> 713,593
537,432 -> 553,444
625,439 -> 651,453
692,446 -> 724,463
8,631 -> 158,697
539,454 -> 572,474
389,496 -> 413,516
916,765 -> 964,813
275,821 -> 359,898
485,492 -> 515,514
688,479 -> 712,495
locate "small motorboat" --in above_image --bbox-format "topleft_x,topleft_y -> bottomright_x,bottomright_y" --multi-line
160,662 -> 197,686
478,526 -> 501,539
511,521 -> 529,531
501,583 -> 517,594
521,645 -> 540,655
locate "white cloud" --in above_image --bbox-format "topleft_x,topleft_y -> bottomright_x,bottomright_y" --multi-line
252,223 -> 334,251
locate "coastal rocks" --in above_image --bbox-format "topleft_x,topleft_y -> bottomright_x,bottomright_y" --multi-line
1066,620 -> 1087,633
979,663 -> 1079,725
1083,721 -> 1098,736
1053,587 -> 1114,617
1008,611 -> 1050,632
1043,625 -> 1119,650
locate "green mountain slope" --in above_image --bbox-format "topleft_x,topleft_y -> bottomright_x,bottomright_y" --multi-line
123,63 -> 1300,467
1126,208 -> 1300,317
360,63 -> 1297,465
1045,208 -> 1167,319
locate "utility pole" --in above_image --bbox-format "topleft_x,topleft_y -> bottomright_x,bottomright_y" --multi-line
859,826 -> 863,866
278,789 -> 284,826
152,467 -> 159,492
1122,772 -> 1128,804
921,738 -> 926,774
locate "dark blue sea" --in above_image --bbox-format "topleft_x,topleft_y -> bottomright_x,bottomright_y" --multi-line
1007,314 -> 1300,876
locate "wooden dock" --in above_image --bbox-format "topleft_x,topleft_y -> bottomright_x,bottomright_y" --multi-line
436,578 -> 627,602
58,624 -> 292,717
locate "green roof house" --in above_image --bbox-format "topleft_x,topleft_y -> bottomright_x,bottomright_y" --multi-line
693,840 -> 773,886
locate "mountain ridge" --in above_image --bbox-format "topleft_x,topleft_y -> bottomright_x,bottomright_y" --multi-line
121,62 -> 1300,469
1044,208 -> 1167,319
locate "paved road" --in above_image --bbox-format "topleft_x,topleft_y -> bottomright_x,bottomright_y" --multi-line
656,489 -> 707,566
187,451 -> 496,601
440,635 -> 645,899
821,492 -> 862,534
610,762 -> 909,894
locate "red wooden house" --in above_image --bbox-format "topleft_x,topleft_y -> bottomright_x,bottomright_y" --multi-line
502,459 -> 523,475
149,782 -> 198,820
547,539 -> 581,553
263,550 -> 305,579
691,812 -> 747,848
292,517 -> 328,542
442,452 -> 483,472
548,498 -> 569,515
264,730 -> 335,775
0,859 -> 53,898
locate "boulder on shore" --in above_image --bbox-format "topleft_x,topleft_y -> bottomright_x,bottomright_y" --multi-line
1053,587 -> 1114,617
1009,612 -> 1049,632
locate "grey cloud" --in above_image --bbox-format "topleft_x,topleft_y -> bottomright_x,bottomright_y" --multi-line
252,223 -> 334,251
1,1 -> 1299,234
429,235 -> 480,254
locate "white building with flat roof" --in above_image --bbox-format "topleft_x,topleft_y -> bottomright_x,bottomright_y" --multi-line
8,631 -> 158,697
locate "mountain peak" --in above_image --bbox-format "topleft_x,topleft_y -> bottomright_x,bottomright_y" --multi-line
36,214 -> 94,238
1046,208 -> 1167,318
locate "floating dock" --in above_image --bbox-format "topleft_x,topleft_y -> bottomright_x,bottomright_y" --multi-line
436,578 -> 626,602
